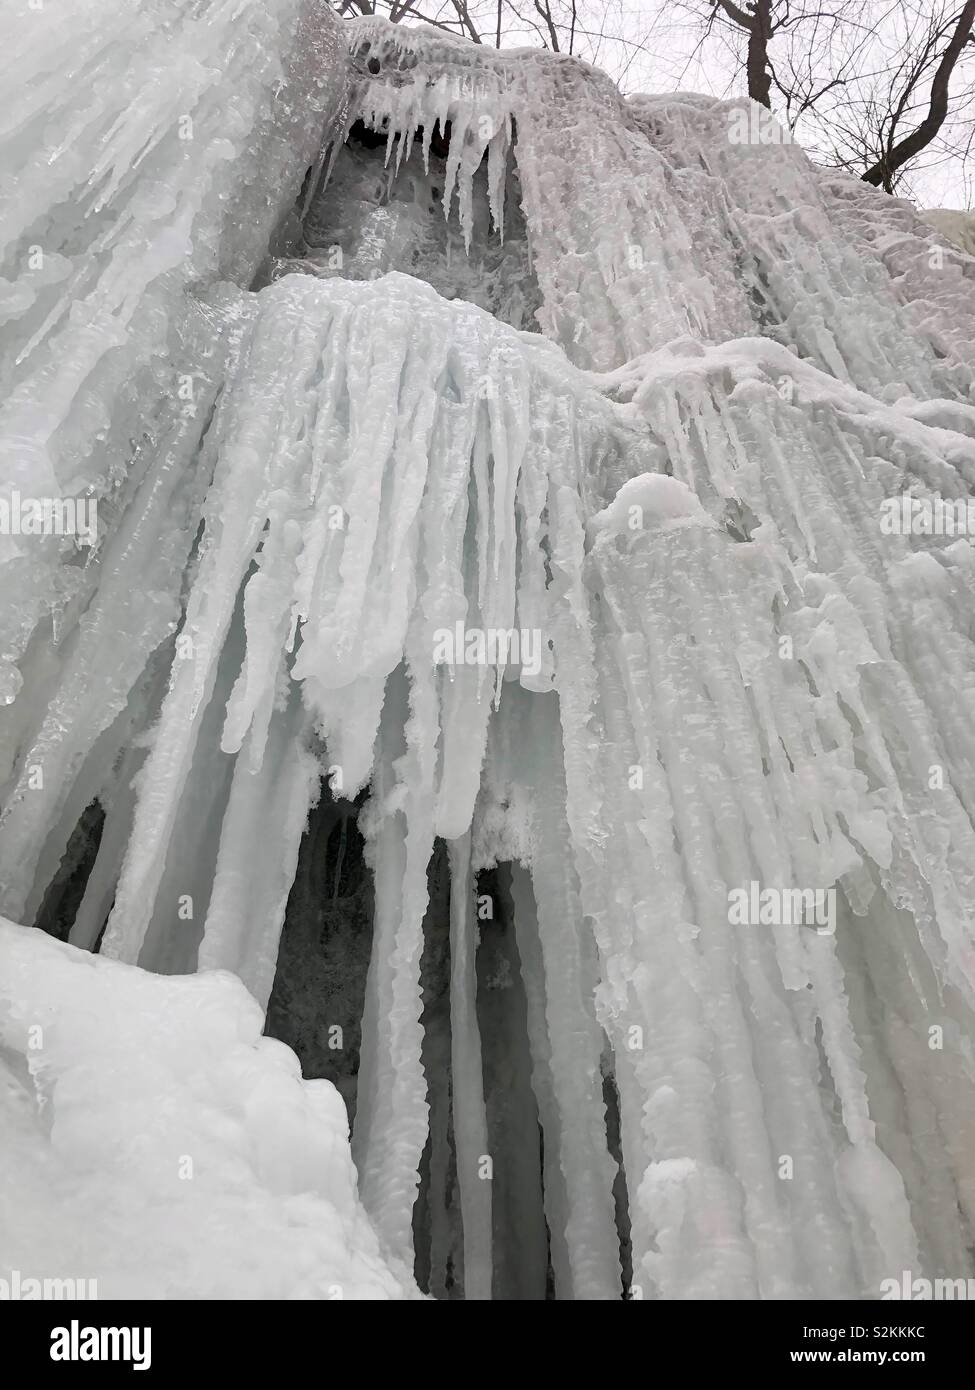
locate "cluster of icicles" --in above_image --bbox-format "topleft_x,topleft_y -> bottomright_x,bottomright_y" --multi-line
3,3 -> 975,1299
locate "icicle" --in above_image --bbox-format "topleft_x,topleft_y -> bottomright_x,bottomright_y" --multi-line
503,689 -> 625,1298
197,692 -> 321,1010
507,861 -> 574,1297
447,832 -> 492,1299
353,655 -> 436,1263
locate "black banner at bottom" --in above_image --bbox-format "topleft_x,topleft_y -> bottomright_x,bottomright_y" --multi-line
0,1299 -> 966,1374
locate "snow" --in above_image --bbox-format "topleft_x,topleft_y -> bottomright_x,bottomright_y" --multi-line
2,4 -> 975,1301
0,918 -> 419,1299
590,473 -> 713,536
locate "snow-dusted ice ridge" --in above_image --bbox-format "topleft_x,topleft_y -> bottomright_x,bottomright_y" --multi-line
2,1 -> 975,1301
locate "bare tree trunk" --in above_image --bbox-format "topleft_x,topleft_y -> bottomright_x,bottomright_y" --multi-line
746,0 -> 773,107
714,0 -> 774,108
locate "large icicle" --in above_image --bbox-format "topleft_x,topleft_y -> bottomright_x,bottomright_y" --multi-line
447,833 -> 492,1299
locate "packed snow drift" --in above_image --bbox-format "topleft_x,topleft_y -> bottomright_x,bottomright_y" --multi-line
2,0 -> 975,1300
0,918 -> 417,1298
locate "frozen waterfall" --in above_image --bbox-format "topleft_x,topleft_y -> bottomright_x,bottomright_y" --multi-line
2,0 -> 975,1302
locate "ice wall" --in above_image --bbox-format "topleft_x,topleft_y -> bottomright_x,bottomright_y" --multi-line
0,0 -> 347,707
0,0 -> 349,930
3,7 -> 975,1301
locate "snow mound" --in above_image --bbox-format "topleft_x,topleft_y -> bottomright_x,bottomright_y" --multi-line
0,919 -> 419,1300
590,474 -> 712,537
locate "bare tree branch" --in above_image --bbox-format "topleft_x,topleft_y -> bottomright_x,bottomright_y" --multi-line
862,0 -> 975,188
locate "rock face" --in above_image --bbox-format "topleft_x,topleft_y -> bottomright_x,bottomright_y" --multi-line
3,5 -> 975,1301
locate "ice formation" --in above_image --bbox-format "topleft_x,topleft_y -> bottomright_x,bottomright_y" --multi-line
3,1 -> 975,1301
0,918 -> 417,1298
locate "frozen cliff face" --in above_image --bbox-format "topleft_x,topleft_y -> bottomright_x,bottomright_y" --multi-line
2,4 -> 975,1301
0,0 -> 348,712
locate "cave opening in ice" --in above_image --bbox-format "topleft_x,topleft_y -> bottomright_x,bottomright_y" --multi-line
3,1 -> 975,1302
